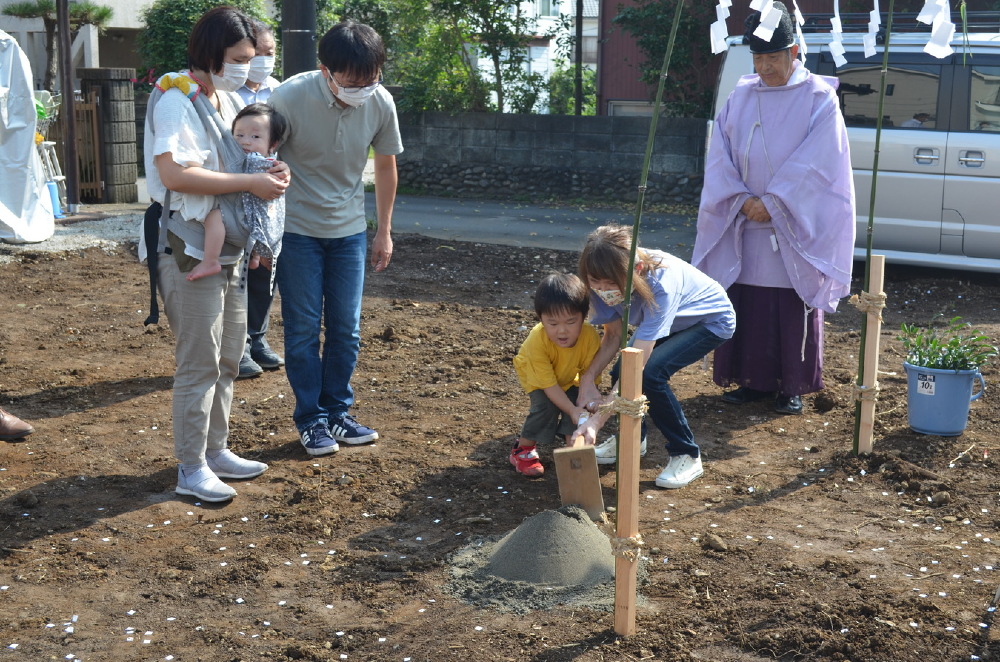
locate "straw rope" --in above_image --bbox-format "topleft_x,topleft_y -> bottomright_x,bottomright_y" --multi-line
596,393 -> 649,420
849,290 -> 887,323
598,514 -> 645,562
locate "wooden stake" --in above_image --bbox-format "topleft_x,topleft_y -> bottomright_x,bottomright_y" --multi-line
857,255 -> 886,454
614,347 -> 643,636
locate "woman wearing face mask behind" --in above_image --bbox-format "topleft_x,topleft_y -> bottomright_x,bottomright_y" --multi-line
238,21 -> 280,104
573,225 -> 735,490
144,6 -> 291,502
235,20 -> 286,379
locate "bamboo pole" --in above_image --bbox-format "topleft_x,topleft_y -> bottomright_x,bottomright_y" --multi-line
614,347 -> 643,636
853,0 -> 894,454
856,255 -> 885,454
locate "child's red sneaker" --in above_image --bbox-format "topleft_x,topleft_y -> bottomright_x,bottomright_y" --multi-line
510,444 -> 544,477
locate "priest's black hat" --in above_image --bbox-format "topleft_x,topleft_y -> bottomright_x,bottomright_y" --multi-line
743,1 -> 796,54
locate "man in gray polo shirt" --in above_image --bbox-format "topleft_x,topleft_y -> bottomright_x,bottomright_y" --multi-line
269,21 -> 403,457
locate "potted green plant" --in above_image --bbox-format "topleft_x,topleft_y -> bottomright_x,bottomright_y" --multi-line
899,316 -> 998,436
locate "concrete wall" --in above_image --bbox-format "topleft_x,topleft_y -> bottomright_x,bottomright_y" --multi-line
396,112 -> 706,205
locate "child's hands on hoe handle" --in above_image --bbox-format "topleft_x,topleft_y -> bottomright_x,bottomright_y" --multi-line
578,382 -> 603,415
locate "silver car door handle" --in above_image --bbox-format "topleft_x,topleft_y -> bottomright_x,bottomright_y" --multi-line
959,151 -> 985,167
914,148 -> 939,164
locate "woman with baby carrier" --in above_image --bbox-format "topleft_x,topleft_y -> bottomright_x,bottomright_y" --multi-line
144,6 -> 290,502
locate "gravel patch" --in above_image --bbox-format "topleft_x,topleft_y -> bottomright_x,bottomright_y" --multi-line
0,213 -> 143,264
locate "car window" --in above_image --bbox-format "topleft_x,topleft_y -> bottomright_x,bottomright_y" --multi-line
835,61 -> 942,129
968,65 -> 1000,132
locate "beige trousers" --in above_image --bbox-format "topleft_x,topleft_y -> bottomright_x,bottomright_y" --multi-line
157,254 -> 247,466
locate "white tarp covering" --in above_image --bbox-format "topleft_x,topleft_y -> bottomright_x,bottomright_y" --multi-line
1,28 -> 54,244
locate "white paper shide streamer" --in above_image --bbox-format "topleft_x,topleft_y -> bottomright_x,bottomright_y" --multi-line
753,0 -> 780,42
790,0 -> 807,57
704,1 -> 954,65
829,0 -> 847,67
711,0 -> 732,55
863,0 -> 880,57
918,0 -> 954,58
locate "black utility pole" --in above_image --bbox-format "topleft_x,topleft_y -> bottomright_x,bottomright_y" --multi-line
574,0 -> 583,115
283,0 -> 318,78
57,0 -> 79,212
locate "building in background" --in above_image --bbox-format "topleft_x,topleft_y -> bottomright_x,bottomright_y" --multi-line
0,0 -> 154,90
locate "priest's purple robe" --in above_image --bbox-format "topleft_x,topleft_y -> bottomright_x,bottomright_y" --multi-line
692,63 -> 856,314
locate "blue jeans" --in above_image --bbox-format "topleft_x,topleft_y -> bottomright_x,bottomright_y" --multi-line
276,231 -> 366,430
612,322 -> 727,458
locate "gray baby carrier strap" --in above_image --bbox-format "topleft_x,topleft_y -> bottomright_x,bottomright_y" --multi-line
142,86 -> 250,326
160,93 -> 248,255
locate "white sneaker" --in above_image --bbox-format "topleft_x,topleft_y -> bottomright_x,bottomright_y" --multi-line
593,435 -> 648,465
175,465 -> 237,502
206,449 -> 268,479
655,455 -> 704,489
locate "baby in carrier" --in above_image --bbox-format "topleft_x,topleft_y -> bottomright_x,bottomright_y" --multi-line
187,102 -> 288,281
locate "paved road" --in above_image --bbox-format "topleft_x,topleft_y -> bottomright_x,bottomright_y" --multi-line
367,192 -> 698,260
19,178 -> 699,261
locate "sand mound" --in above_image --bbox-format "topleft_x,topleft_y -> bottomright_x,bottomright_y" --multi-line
446,505 -> 632,614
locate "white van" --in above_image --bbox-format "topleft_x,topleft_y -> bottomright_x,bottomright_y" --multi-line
711,23 -> 1000,272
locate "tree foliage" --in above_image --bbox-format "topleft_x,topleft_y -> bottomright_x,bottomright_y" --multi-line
612,0 -> 716,118
548,62 -> 595,115
3,0 -> 114,92
428,0 -> 546,113
136,0 -> 270,82
392,19 -> 490,112
272,0 -> 552,113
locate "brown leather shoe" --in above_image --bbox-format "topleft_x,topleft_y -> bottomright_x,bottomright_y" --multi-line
0,408 -> 34,440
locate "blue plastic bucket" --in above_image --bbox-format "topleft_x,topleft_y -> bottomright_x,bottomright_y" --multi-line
904,362 -> 986,436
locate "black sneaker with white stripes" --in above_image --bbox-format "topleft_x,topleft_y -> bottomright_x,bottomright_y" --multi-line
329,414 -> 379,445
299,421 -> 340,457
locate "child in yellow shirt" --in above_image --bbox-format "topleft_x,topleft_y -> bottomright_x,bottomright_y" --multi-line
511,273 -> 601,477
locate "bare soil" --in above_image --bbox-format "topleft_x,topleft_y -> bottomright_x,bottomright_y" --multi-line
1,234 -> 999,662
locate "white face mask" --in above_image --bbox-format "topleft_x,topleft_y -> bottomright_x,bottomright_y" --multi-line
593,288 -> 625,307
247,55 -> 275,84
334,81 -> 379,107
211,62 -> 251,92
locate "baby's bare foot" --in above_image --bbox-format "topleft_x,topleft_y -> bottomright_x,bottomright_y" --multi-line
187,260 -> 222,281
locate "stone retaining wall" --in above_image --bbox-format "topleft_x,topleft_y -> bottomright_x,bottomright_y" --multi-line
133,103 -> 708,204
396,112 -> 706,205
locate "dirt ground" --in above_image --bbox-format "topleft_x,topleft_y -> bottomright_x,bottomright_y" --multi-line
1,232 -> 999,662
